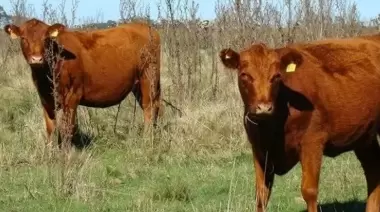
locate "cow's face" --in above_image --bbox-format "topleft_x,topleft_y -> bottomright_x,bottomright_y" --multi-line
4,19 -> 49,67
219,43 -> 303,119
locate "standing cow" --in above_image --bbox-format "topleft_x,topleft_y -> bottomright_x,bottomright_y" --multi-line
4,19 -> 161,148
4,19 -> 56,145
219,38 -> 380,212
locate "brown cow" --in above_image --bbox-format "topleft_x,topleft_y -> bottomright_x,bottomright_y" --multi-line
45,22 -> 161,148
4,19 -> 56,144
4,19 -> 161,148
219,37 -> 380,212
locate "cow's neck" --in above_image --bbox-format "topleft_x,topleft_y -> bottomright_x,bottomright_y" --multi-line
30,64 -> 54,103
245,97 -> 296,175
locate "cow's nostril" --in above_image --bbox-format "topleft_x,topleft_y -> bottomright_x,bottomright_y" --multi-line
30,56 -> 43,64
256,103 -> 273,114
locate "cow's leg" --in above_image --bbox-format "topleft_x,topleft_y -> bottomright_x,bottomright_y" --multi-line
354,139 -> 380,212
135,72 -> 161,128
57,89 -> 80,152
42,105 -> 56,146
299,132 -> 325,212
253,150 -> 275,212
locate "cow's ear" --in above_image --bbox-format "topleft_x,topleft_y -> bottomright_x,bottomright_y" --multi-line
276,47 -> 304,74
219,48 -> 240,70
4,24 -> 21,39
46,23 -> 66,38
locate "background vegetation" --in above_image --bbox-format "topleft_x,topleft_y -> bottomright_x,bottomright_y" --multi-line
0,0 -> 379,211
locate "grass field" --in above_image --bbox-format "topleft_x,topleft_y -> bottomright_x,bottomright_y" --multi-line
0,0 -> 376,210
0,50 -> 369,212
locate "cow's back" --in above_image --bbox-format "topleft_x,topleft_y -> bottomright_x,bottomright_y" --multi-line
90,22 -> 160,49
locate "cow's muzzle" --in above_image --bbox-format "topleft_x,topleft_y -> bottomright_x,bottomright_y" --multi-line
255,102 -> 274,115
28,55 -> 44,65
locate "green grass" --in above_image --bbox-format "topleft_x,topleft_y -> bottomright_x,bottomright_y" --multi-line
0,149 -> 367,212
0,53 -> 368,212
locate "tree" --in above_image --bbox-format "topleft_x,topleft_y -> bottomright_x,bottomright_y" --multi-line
0,5 -> 11,28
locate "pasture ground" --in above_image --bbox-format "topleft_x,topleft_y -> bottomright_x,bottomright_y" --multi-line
0,52 -> 368,212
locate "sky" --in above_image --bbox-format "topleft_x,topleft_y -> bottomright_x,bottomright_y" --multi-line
2,0 -> 379,23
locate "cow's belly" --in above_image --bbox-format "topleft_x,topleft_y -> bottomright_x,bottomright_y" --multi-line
80,77 -> 136,108
77,59 -> 138,107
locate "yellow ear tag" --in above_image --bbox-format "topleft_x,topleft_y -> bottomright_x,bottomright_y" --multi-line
286,62 -> 296,73
50,29 -> 59,37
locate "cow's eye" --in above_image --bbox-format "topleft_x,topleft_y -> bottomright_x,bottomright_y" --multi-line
240,72 -> 253,83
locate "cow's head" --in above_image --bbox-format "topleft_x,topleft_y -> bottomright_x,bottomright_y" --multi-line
219,43 -> 303,119
4,19 -> 50,67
